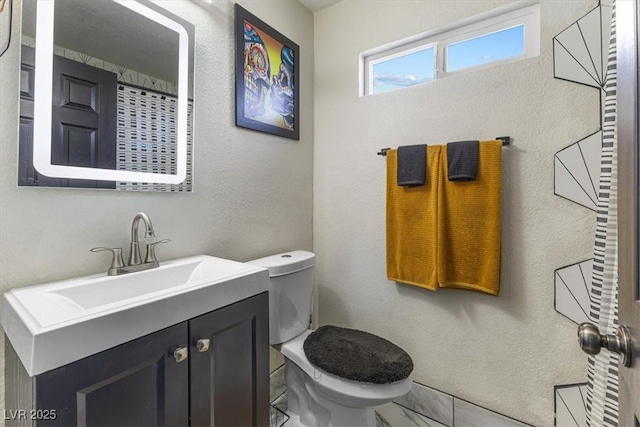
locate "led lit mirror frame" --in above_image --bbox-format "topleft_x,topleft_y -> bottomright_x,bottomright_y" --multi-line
33,0 -> 189,184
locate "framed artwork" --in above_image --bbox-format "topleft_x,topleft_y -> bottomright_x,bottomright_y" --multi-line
235,4 -> 300,140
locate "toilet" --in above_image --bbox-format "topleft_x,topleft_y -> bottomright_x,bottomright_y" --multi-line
248,250 -> 413,427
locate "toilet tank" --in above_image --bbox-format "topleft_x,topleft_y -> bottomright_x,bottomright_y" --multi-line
248,251 -> 315,345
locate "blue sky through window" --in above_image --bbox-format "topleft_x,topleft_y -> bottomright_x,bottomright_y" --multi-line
370,24 -> 525,95
446,25 -> 524,72
372,47 -> 435,94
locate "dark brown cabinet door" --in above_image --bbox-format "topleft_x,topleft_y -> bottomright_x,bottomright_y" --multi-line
19,45 -> 117,189
34,323 -> 189,427
189,292 -> 270,427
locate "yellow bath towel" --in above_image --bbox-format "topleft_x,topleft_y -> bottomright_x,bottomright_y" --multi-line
386,146 -> 442,290
437,140 -> 502,295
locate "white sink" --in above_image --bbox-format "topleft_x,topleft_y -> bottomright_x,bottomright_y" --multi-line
1,255 -> 269,376
51,261 -> 207,310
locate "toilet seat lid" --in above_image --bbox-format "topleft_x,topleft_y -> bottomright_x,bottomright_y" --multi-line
303,325 -> 413,384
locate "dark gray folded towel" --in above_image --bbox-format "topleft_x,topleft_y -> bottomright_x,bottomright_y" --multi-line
397,144 -> 427,187
447,140 -> 479,181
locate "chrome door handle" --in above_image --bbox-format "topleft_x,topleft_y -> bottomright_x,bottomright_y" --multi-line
578,322 -> 632,367
172,346 -> 188,363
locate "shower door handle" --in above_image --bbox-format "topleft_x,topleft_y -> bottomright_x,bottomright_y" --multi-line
578,322 -> 632,367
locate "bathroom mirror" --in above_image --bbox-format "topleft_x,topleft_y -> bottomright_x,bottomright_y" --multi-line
19,0 -> 194,190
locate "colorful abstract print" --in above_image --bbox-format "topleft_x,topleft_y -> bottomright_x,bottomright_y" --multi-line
243,21 -> 295,131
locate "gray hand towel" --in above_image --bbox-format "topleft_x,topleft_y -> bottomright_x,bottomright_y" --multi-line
397,144 -> 427,187
447,140 -> 479,181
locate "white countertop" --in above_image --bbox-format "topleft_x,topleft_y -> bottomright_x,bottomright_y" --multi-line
1,255 -> 269,376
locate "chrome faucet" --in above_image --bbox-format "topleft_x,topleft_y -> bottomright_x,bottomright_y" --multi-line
91,212 -> 170,276
129,212 -> 155,266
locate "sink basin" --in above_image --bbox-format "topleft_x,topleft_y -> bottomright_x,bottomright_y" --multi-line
51,261 -> 206,310
1,255 -> 269,376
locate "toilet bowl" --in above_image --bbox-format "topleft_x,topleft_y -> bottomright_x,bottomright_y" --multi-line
248,251 -> 413,427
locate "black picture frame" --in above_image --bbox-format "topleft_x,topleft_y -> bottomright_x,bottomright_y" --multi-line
235,4 -> 300,140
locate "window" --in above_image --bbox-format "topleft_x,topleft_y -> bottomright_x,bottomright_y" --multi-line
370,45 -> 435,94
446,25 -> 524,72
361,3 -> 540,96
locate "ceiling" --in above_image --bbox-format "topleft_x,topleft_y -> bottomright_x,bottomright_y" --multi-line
298,0 -> 343,12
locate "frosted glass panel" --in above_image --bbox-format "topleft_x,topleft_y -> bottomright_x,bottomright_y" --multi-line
446,25 -> 524,72
372,48 -> 434,94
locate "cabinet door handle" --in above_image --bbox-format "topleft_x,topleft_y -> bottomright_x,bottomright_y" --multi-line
196,338 -> 210,353
172,346 -> 188,363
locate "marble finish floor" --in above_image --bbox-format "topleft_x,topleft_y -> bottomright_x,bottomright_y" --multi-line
269,365 -> 530,427
270,392 -> 445,427
375,402 -> 447,427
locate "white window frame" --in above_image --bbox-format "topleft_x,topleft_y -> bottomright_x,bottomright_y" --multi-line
359,2 -> 540,96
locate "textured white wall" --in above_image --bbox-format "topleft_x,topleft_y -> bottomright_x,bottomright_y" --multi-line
0,0 -> 313,414
313,1 -> 599,425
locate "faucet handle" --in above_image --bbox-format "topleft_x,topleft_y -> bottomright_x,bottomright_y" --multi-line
144,239 -> 171,263
90,247 -> 125,275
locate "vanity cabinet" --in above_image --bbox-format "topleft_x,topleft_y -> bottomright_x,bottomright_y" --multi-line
5,292 -> 269,427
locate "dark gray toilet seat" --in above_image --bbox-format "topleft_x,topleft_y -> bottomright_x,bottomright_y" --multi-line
302,325 -> 413,384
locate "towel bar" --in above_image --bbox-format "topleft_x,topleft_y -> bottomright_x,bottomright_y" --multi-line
377,137 -> 511,156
